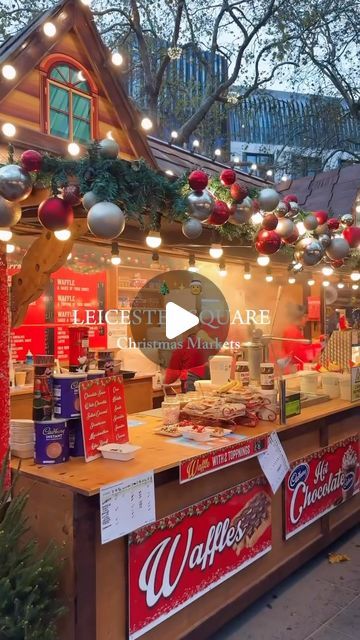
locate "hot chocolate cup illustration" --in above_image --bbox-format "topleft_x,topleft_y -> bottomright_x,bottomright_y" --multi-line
341,447 -> 357,501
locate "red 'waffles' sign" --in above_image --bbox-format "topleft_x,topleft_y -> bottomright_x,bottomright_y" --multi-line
79,375 -> 129,462
179,433 -> 268,483
285,436 -> 359,539
129,477 -> 272,639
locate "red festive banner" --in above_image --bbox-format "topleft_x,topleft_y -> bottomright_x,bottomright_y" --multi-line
0,252 -> 9,472
79,375 -> 129,462
285,435 -> 359,539
179,434 -> 269,483
129,477 -> 272,639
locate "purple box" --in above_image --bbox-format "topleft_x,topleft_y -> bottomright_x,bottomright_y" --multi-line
53,373 -> 86,419
34,419 -> 69,464
68,418 -> 85,457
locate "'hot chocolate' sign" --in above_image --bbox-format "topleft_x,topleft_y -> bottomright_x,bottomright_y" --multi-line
285,436 -> 359,539
128,477 -> 271,639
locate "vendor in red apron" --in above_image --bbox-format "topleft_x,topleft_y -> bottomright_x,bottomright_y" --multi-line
163,328 -> 211,392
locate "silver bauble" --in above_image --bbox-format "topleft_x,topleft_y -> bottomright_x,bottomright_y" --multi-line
242,196 -> 253,211
325,237 -> 350,260
341,213 -> 354,227
294,237 -> 312,262
304,215 -> 318,231
274,201 -> 288,218
276,218 -> 295,239
99,137 -> 120,159
187,190 -> 215,221
316,223 -> 330,236
318,234 -> 331,248
0,165 -> 32,203
0,196 -> 21,227
229,204 -> 252,225
325,285 -> 338,305
302,240 -> 324,266
87,202 -> 125,239
82,191 -> 101,211
258,188 -> 280,212
286,202 -> 299,219
182,217 -> 203,239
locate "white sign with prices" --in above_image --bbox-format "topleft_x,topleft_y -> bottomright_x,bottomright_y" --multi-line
100,471 -> 156,544
258,431 -> 290,494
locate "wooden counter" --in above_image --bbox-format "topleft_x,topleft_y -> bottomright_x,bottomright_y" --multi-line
11,399 -> 360,640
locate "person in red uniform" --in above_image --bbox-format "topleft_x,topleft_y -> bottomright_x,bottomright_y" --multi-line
282,303 -> 309,367
164,328 -> 212,392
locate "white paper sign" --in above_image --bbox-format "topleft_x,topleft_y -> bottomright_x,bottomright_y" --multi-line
257,431 -> 290,494
100,471 -> 156,544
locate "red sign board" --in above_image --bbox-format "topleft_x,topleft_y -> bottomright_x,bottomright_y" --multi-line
129,477 -> 272,639
179,434 -> 269,483
285,436 -> 359,539
79,375 -> 129,461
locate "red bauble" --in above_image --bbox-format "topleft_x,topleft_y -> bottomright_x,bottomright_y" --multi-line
283,194 -> 298,204
283,227 -> 299,245
328,217 -> 340,231
38,197 -> 74,231
188,170 -> 208,192
20,149 -> 42,172
207,200 -> 230,225
343,225 -> 360,248
230,182 -> 248,202
331,259 -> 344,268
262,214 -> 278,231
220,168 -> 236,186
62,184 -> 81,206
314,210 -> 328,225
255,229 -> 281,255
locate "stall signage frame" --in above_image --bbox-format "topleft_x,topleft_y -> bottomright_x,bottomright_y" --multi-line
179,433 -> 268,483
79,375 -> 129,461
128,476 -> 272,639
284,435 -> 359,539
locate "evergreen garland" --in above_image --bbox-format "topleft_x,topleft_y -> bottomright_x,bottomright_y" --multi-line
0,454 -> 65,639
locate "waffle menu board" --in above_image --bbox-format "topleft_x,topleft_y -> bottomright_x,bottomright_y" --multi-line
10,267 -> 107,361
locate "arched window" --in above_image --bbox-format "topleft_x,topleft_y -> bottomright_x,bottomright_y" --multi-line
46,62 -> 94,143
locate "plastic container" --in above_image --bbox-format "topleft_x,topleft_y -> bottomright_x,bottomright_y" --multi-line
98,443 -> 140,461
299,371 -> 318,394
209,355 -> 232,386
321,373 -> 340,399
182,428 -> 211,442
161,398 -> 180,425
339,374 -> 351,401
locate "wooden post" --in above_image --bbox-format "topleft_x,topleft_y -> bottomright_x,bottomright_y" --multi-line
0,246 -> 9,469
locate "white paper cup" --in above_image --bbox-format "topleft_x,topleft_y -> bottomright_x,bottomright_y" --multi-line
15,371 -> 27,386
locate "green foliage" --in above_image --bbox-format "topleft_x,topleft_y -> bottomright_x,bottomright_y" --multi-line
0,454 -> 65,640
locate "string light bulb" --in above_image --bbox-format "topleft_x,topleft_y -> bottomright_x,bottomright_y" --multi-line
111,51 -> 123,66
6,243 -> 15,253
337,279 -> 345,289
141,117 -> 153,131
214,148 -> 221,158
322,280 -> 330,287
350,271 -> 360,282
209,243 -> 223,259
150,252 -> 160,269
68,142 -> 80,156
192,139 -> 200,150
288,276 -> 296,284
266,169 -> 273,177
218,258 -> 227,276
188,254 -> 198,273
265,267 -> 273,283
250,163 -> 257,171
2,122 -> 16,137
110,242 -> 121,265
257,255 -> 270,267
2,64 -> 16,80
233,155 -> 240,164
244,263 -> 251,280
54,229 -> 71,241
0,229 -> 12,242
322,266 -> 334,276
146,230 -> 162,249
307,275 -> 315,286
170,130 -> 178,140
293,262 -> 303,272
43,22 -> 56,37
352,284 -> 359,290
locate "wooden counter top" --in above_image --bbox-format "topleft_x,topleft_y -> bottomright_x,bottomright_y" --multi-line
11,398 -> 359,497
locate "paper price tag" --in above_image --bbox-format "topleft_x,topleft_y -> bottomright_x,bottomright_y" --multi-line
257,431 -> 290,494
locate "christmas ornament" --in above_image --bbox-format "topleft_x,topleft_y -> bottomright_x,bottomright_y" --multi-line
304,215 -> 318,231
62,184 -> 81,206
160,281 -> 170,296
252,198 -> 260,212
314,210 -> 328,225
283,194 -> 298,204
318,234 -> 332,249
190,279 -> 202,295
331,259 -> 344,268
207,200 -> 230,225
302,240 -> 323,266
182,218 -> 203,239
229,203 -> 251,225
258,188 -> 280,212
343,226 -> 360,248
82,191 -> 101,211
20,149 -> 42,172
38,197 -> 74,231
341,214 -> 354,227
276,218 -> 295,239
87,202 -> 125,239
316,223 -> 330,236
325,285 -> 338,305
0,197 -> 21,227
187,190 -> 214,221
274,201 -> 289,218
283,227 -> 299,245
328,217 -> 340,231
287,202 -> 299,218
99,137 -> 119,159
188,170 -> 208,192
230,182 -> 248,202
0,164 -> 32,202
220,169 -> 236,186
325,237 -> 350,260
255,229 -> 281,255
262,214 -> 278,231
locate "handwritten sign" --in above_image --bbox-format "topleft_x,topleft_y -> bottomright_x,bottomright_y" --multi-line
179,434 -> 268,483
79,375 -> 129,461
100,471 -> 155,544
258,431 -> 290,494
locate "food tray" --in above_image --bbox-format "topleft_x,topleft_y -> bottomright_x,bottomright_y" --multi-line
98,443 -> 140,461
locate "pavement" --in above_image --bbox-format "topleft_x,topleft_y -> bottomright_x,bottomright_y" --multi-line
212,525 -> 360,640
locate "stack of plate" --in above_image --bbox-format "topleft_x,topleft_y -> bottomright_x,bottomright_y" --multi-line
10,419 -> 34,459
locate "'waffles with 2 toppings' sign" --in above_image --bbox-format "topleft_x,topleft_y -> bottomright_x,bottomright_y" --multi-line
284,436 -> 359,539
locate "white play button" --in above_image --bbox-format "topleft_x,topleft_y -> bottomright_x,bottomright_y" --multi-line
165,302 -> 199,340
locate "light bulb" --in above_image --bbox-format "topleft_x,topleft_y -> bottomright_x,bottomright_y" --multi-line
80,0 -> 92,5
257,255 -> 270,267
265,274 -> 273,282
2,122 -> 16,137
111,255 -> 121,266
293,262 -> 303,272
244,264 -> 251,280
288,277 -> 296,284
146,230 -> 162,248
350,271 -> 360,282
111,52 -> 123,66
0,228 -> 12,242
2,64 -> 16,80
54,229 -> 71,241
170,130 -> 178,139
337,281 -> 345,289
214,148 -> 221,157
307,278 -> 315,286
209,243 -> 223,259
67,253 -> 72,261
188,265 -> 198,273
266,169 -> 273,177
322,266 -> 334,276
296,221 -> 306,235
68,142 -> 80,156
233,156 -> 240,164
352,284 -> 359,290
141,117 -> 153,131
281,175 -> 289,182
111,241 -> 121,265
6,243 -> 15,253
251,212 -> 263,225
165,170 -> 174,176
322,280 -> 330,287
43,22 -> 56,37
219,268 -> 227,276
192,139 -> 200,149
219,259 -> 227,276
250,163 -> 257,171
